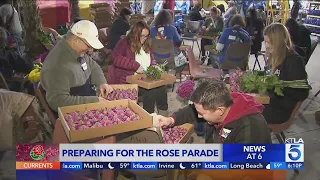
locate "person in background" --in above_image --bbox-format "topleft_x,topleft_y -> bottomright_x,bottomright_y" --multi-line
0,27 -> 33,91
107,8 -> 133,50
262,23 -> 308,124
107,21 -> 169,116
245,8 -> 264,55
0,0 -> 23,54
257,6 -> 266,25
291,0 -> 301,20
216,15 -> 250,65
43,17 -> 85,44
40,20 -> 113,112
156,78 -> 272,143
285,18 -> 312,64
188,3 -> 204,21
217,4 -> 226,15
150,9 -> 182,64
150,9 -> 182,50
224,1 -> 237,20
200,6 -> 224,65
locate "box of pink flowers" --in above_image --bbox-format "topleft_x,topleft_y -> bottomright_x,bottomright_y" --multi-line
107,84 -> 138,102
162,123 -> 194,144
58,100 -> 152,142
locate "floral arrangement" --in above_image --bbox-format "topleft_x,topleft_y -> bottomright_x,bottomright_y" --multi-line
176,80 -> 195,100
28,63 -> 42,83
105,88 -> 138,101
64,106 -> 142,130
230,70 -> 310,96
146,65 -> 162,80
229,69 -> 244,92
162,126 -> 188,144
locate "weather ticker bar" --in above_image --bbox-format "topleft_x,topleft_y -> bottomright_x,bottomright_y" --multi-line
55,162 -> 304,170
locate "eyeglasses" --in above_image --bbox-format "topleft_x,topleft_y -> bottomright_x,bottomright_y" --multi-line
140,34 -> 149,39
80,38 -> 92,49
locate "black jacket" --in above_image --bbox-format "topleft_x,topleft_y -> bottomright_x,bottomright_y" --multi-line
263,50 -> 309,124
296,26 -> 311,63
171,92 -> 271,144
189,7 -> 204,21
107,17 -> 130,50
245,17 -> 264,54
0,48 -> 33,82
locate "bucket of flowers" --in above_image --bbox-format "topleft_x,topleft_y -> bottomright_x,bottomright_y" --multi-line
176,80 -> 196,105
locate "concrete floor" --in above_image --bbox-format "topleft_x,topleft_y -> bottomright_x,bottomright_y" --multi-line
1,40 -> 320,180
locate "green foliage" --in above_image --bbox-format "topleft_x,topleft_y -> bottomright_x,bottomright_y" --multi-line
146,66 -> 162,80
241,71 -> 309,96
38,30 -> 51,44
157,63 -> 167,73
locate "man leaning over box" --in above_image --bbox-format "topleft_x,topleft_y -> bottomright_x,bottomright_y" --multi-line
157,78 -> 272,143
40,20 -> 113,112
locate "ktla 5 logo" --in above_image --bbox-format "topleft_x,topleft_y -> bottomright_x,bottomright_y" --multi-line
285,144 -> 304,162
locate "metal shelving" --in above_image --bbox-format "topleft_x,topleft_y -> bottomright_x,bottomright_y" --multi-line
304,1 -> 320,36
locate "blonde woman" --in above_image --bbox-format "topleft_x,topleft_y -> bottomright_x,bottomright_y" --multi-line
262,23 -> 309,124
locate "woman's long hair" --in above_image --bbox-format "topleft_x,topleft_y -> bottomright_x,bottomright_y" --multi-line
264,23 -> 293,73
153,9 -> 173,28
126,21 -> 151,54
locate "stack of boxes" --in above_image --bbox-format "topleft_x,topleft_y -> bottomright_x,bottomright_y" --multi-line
89,3 -> 115,29
129,14 -> 147,25
115,0 -> 132,13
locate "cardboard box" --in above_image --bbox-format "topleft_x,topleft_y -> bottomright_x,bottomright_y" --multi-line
95,21 -> 113,29
131,14 -> 146,19
176,123 -> 194,144
116,123 -> 194,144
89,7 -> 110,14
89,9 -> 113,16
115,2 -> 131,7
110,84 -> 138,102
89,3 -> 109,9
91,14 -> 113,22
225,84 -> 270,104
126,73 -> 176,90
58,100 -> 153,142
247,93 -> 270,104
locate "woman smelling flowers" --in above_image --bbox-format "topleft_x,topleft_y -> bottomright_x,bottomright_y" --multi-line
106,21 -> 169,116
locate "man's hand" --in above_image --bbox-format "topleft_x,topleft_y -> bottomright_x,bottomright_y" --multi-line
99,97 -> 108,102
136,66 -> 144,74
99,84 -> 113,97
157,115 -> 175,128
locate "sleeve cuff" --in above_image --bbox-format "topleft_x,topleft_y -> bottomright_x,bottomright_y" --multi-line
169,116 -> 176,127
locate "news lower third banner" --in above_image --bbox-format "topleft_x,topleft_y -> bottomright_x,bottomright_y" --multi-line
16,143 -> 304,170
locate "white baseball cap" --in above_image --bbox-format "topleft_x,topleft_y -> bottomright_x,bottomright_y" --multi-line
71,20 -> 104,49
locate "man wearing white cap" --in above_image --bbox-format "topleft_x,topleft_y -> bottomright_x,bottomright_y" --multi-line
40,20 -> 113,112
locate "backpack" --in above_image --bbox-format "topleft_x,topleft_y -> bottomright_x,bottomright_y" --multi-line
0,4 -> 14,30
